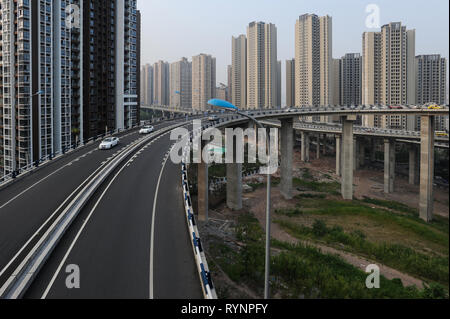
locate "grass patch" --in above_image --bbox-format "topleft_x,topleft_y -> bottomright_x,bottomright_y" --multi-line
362,197 -> 418,215
296,193 -> 327,200
301,168 -> 314,180
361,197 -> 449,235
293,178 -> 340,195
275,208 -> 304,218
294,199 -> 449,249
276,219 -> 449,287
208,213 -> 446,298
271,240 -> 442,299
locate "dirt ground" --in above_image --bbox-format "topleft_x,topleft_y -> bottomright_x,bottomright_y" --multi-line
202,148 -> 448,296
292,150 -> 449,218
243,186 -> 425,288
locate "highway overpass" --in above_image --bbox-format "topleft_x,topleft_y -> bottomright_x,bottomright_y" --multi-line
0,105 -> 448,299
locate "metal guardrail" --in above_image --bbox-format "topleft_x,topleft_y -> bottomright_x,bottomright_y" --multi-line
294,122 -> 449,140
142,104 -> 450,117
0,118 -> 169,188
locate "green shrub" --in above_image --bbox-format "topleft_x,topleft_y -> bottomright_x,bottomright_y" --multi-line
312,220 -> 329,237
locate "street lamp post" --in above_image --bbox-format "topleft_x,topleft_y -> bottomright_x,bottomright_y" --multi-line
207,99 -> 272,299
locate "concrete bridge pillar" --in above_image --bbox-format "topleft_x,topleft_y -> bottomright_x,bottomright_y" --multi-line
419,116 -> 435,222
226,163 -> 243,210
316,134 -> 321,160
301,132 -> 310,162
409,145 -> 418,185
384,139 -> 396,194
247,121 -> 257,163
280,118 -> 294,199
354,138 -> 359,171
197,138 -> 209,222
341,116 -> 356,200
370,138 -> 377,163
359,139 -> 366,168
336,135 -> 342,176
323,134 -> 327,156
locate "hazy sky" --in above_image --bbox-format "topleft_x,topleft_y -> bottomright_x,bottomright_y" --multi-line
138,0 -> 449,93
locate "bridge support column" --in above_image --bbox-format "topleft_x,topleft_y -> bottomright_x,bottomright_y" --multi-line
342,116 -> 355,200
226,163 -> 243,210
370,138 -> 377,163
280,119 -> 294,199
354,138 -> 359,170
384,139 -> 396,194
316,134 -> 321,159
197,135 -> 209,222
197,162 -> 209,222
323,134 -> 327,156
359,139 -> 366,168
419,116 -> 435,222
336,135 -> 342,176
301,132 -> 310,162
409,145 -> 418,185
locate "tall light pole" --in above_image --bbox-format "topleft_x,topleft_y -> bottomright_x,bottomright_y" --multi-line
208,99 -> 272,299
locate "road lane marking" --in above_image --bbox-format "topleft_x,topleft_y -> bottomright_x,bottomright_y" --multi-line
41,129 -> 178,299
0,159 -> 112,280
149,143 -> 177,299
0,122 -> 176,209
40,153 -> 137,299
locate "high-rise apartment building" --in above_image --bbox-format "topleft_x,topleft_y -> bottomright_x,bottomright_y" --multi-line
83,0 -> 139,138
416,54 -> 447,131
319,15 -> 333,106
153,61 -> 170,105
170,57 -> 192,108
340,53 -> 362,105
295,14 -> 332,107
0,0 -> 140,176
136,10 -> 141,124
362,22 -> 416,129
227,65 -> 232,102
216,84 -> 228,101
277,61 -> 282,107
122,1 -> 139,130
141,64 -> 154,105
232,35 -> 247,109
286,59 -> 296,107
331,59 -> 341,106
416,55 -> 447,106
0,0 -> 82,175
246,22 -> 278,109
362,32 -> 381,106
192,54 -> 216,111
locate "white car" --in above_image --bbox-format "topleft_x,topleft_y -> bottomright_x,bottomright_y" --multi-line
99,137 -> 119,150
139,126 -> 154,134
208,115 -> 218,122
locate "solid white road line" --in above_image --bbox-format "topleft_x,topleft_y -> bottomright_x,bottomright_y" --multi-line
42,130 -> 176,299
0,159 -> 111,279
0,134 -> 139,210
0,128 -> 168,281
41,153 -> 137,299
0,122 -> 174,209
149,146 -> 175,299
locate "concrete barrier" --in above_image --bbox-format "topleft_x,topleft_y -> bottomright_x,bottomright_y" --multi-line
180,125 -> 217,299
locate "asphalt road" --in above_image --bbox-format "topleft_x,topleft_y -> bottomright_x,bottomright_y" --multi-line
23,127 -> 202,299
0,120 -> 198,294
